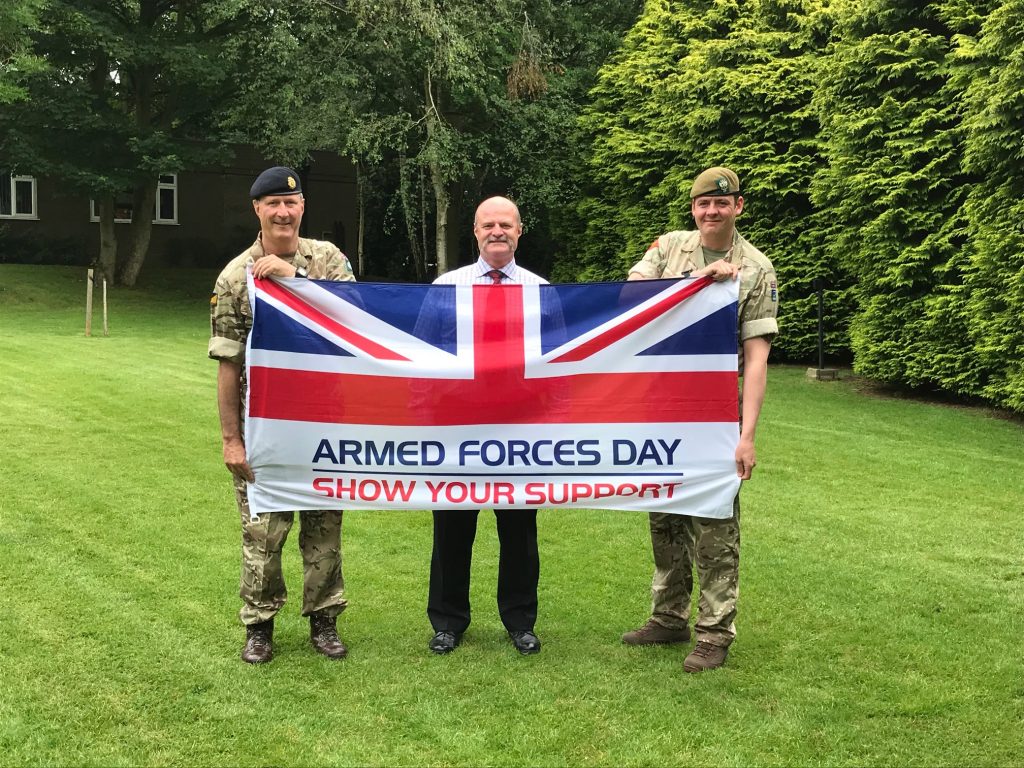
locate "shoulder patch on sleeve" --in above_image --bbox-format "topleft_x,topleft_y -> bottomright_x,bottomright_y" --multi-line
210,292 -> 218,306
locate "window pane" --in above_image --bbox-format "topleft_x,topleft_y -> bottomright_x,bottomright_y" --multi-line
0,178 -> 10,216
114,188 -> 133,221
159,174 -> 175,185
158,188 -> 175,221
14,180 -> 33,215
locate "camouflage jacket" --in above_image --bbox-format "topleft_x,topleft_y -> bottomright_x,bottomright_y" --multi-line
208,235 -> 355,364
629,229 -> 778,343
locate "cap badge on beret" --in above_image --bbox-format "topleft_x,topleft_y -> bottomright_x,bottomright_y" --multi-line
287,175 -> 296,190
689,166 -> 740,198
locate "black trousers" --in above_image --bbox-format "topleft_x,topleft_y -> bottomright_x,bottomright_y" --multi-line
427,508 -> 539,634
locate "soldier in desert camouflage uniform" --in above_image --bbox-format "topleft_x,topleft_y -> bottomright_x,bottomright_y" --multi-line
621,167 -> 778,673
209,166 -> 356,664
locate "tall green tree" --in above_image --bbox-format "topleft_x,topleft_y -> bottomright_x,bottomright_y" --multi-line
228,0 -> 641,280
330,0 -> 529,275
0,0 -> 46,104
560,0 -> 698,282
564,0 -> 844,361
455,0 -> 645,277
959,0 -> 1024,410
812,0 -> 990,387
0,0 -> 258,285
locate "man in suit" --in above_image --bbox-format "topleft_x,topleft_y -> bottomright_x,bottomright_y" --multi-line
426,196 -> 547,656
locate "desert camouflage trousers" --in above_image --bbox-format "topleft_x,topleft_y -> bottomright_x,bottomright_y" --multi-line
647,496 -> 740,647
234,475 -> 347,625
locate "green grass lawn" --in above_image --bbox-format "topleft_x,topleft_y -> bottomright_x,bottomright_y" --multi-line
1,264 -> 1022,767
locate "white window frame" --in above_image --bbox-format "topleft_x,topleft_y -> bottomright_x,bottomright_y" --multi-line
0,173 -> 38,219
155,173 -> 178,224
89,173 -> 178,225
89,196 -> 133,223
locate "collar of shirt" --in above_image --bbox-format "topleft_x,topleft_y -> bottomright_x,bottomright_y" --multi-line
252,232 -> 303,262
475,257 -> 517,283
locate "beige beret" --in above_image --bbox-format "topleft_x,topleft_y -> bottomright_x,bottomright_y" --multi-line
690,167 -> 741,199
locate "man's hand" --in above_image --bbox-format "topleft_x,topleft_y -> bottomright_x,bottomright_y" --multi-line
694,259 -> 740,282
223,436 -> 254,483
735,435 -> 756,480
251,254 -> 297,280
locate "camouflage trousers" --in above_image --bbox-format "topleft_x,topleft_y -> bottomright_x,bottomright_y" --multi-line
234,475 -> 347,625
647,496 -> 740,647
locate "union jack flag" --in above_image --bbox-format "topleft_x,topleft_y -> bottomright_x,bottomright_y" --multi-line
244,275 -> 741,516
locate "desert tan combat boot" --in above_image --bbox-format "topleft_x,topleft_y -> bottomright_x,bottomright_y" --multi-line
683,641 -> 729,672
621,618 -> 691,645
310,614 -> 348,659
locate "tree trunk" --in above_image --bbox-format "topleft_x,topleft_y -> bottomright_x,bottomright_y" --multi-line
356,161 -> 366,278
118,182 -> 156,287
424,73 -> 451,275
97,194 -> 117,280
419,164 -> 430,279
120,5 -> 157,288
398,152 -> 426,282
430,164 -> 450,276
469,167 -> 488,256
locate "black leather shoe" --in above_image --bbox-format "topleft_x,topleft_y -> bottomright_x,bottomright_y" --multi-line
241,619 -> 274,664
509,630 -> 541,655
428,630 -> 462,654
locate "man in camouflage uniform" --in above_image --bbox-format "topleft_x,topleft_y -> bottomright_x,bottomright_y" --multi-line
209,166 -> 356,664
621,167 -> 778,672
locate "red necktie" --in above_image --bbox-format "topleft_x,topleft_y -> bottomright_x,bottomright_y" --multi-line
480,268 -> 508,395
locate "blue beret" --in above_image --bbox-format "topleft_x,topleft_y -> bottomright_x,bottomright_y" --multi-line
250,166 -> 302,199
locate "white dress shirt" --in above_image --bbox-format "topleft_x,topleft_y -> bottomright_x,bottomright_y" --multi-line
433,257 -> 548,285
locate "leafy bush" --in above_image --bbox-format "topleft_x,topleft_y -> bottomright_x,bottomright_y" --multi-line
0,228 -> 90,266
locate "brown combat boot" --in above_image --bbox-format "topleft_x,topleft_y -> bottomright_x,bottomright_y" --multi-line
621,618 -> 691,645
310,614 -> 348,659
683,641 -> 729,672
241,619 -> 273,664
